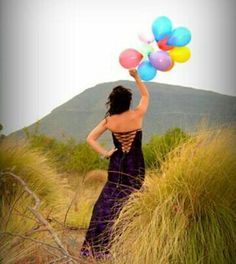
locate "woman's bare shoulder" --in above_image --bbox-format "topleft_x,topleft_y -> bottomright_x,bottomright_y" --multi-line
103,116 -> 113,129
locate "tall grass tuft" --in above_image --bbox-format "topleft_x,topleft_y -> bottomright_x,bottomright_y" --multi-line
0,138 -> 73,263
110,125 -> 236,264
66,169 -> 107,228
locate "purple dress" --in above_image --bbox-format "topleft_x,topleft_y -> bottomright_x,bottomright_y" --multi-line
80,128 -> 145,259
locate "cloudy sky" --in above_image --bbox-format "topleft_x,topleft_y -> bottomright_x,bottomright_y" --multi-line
0,0 -> 235,135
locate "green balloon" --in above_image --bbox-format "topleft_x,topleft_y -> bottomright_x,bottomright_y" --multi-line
138,44 -> 154,58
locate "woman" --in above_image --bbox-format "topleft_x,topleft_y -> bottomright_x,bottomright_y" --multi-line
80,68 -> 149,260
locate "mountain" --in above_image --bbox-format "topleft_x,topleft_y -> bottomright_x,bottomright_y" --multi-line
7,81 -> 236,144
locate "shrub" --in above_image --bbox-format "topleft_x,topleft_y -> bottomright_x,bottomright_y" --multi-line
23,128 -> 108,176
143,127 -> 190,169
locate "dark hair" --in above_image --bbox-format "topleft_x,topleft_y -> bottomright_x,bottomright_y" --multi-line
105,85 -> 132,117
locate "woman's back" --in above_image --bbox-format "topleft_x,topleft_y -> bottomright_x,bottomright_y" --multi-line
104,109 -> 144,133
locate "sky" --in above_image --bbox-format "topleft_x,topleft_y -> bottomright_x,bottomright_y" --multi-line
0,0 -> 236,135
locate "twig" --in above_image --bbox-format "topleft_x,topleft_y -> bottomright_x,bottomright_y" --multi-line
3,189 -> 26,230
13,207 -> 38,222
48,255 -> 70,264
0,231 -> 64,251
63,181 -> 81,230
43,246 -> 59,258
0,170 -> 79,263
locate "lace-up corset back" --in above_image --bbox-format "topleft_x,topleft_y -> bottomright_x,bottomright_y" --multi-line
112,128 -> 142,153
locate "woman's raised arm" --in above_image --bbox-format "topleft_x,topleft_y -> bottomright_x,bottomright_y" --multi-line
129,69 -> 149,115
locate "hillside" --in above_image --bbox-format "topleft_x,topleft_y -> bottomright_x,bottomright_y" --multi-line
7,81 -> 236,143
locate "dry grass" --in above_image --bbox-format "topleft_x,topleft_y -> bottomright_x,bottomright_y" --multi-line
110,125 -> 236,264
2,122 -> 235,264
0,139 -> 74,263
66,170 -> 107,229
84,169 -> 107,186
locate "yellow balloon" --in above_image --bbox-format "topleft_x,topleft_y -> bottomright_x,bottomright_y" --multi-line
169,47 -> 191,63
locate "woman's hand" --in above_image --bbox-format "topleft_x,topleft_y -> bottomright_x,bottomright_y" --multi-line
105,147 -> 118,158
129,69 -> 139,79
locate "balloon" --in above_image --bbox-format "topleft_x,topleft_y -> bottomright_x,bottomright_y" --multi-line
119,48 -> 143,69
169,47 -> 191,63
167,27 -> 191,47
138,43 -> 155,58
152,16 -> 173,41
157,36 -> 174,51
138,32 -> 155,44
149,51 -> 172,71
163,59 -> 175,71
118,16 -> 192,81
137,61 -> 157,81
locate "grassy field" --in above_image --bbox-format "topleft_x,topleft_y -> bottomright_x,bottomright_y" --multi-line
0,123 -> 235,263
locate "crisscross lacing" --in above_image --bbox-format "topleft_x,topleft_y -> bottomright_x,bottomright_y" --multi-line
113,128 -> 141,153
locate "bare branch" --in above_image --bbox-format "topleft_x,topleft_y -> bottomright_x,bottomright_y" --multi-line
3,189 -> 26,230
0,170 -> 79,263
63,180 -> 81,229
0,231 -> 64,251
48,255 -> 70,264
13,207 -> 39,222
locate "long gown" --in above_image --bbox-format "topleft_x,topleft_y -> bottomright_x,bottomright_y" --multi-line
79,128 -> 145,259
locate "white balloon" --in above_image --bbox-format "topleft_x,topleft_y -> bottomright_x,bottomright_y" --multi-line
138,32 -> 155,44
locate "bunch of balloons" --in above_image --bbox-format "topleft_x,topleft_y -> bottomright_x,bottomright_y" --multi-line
119,16 -> 192,81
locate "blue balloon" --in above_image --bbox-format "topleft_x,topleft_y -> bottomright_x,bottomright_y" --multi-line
152,16 -> 173,41
137,61 -> 157,81
167,27 -> 191,47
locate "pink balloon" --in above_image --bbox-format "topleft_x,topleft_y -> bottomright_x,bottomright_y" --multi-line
138,32 -> 155,44
149,51 -> 172,71
119,49 -> 143,69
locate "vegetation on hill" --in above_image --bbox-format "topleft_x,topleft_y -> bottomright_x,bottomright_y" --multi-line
0,123 -> 6,141
22,125 -> 190,176
23,125 -> 108,177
